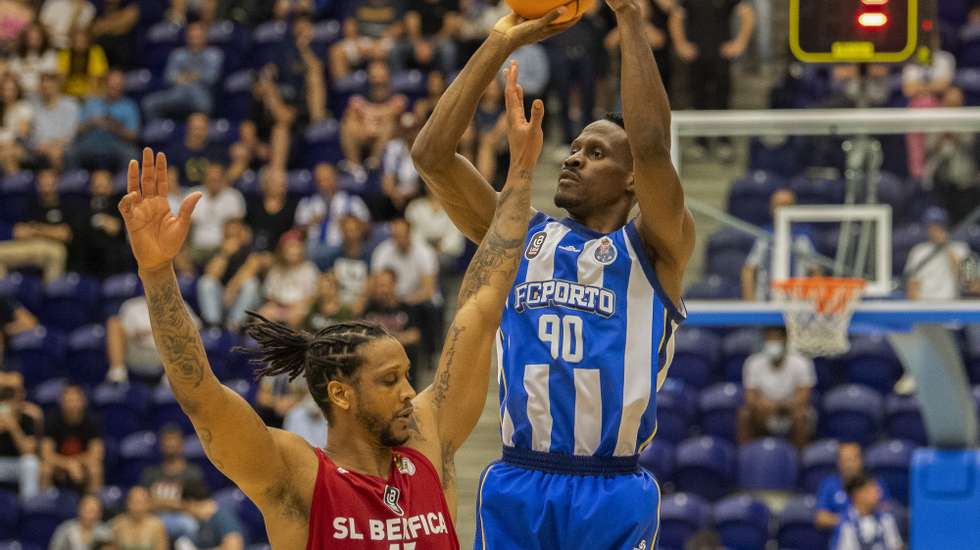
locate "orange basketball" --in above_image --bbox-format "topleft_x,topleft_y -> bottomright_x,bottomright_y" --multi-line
505,0 -> 595,25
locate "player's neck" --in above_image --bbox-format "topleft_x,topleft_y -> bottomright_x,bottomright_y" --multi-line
568,211 -> 630,235
323,426 -> 395,479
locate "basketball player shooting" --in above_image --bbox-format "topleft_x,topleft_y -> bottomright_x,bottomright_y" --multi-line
115,69 -> 545,549
412,2 -> 695,549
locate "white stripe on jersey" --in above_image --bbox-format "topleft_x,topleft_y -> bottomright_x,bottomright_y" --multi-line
576,237 -> 606,288
497,329 -> 516,447
525,222 -> 571,283
657,319 -> 680,391
573,368 -> 602,455
524,364 -> 553,452
614,232 -> 655,456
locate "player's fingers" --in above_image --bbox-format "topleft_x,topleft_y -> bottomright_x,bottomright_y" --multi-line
177,191 -> 203,227
156,152 -> 168,198
127,159 -> 139,195
516,84 -> 525,117
537,6 -> 566,27
140,147 -> 156,197
118,191 -> 138,219
530,99 -> 545,129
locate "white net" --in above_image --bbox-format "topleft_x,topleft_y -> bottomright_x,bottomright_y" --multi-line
772,278 -> 866,357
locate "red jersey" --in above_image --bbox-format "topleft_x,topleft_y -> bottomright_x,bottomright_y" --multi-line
306,447 -> 459,550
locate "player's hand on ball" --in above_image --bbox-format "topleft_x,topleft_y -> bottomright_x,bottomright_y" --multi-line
492,8 -> 578,49
503,61 -> 545,171
118,148 -> 202,273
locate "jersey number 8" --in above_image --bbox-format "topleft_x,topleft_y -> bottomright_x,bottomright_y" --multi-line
538,314 -> 584,363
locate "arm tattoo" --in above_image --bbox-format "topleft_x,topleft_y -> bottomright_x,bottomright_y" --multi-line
143,273 -> 210,413
198,428 -> 225,469
432,325 -> 464,409
440,440 -> 455,492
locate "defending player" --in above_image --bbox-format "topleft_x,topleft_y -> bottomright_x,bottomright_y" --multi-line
116,70 -> 545,548
412,3 -> 694,549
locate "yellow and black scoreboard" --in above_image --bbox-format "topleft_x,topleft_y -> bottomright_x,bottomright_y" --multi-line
790,0 -> 933,63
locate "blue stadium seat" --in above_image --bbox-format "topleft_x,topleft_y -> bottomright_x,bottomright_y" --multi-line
99,485 -> 126,518
30,378 -> 67,419
0,272 -> 43,314
670,328 -> 721,389
149,384 -> 194,434
639,439 -> 675,484
233,170 -> 260,199
123,69 -> 155,103
141,118 -> 178,149
93,382 -> 151,440
178,274 -> 199,314
727,171 -> 780,226
142,22 -> 183,76
185,436 -> 232,491
312,20 -> 342,47
66,324 -> 108,386
213,487 -> 265,544
963,325 -> 980,384
705,227 -> 755,266
713,495 -> 770,550
8,329 -> 64,388
674,436 -> 736,501
0,490 -> 18,540
656,381 -> 696,444
41,273 -> 100,331
103,436 -> 121,487
866,439 -> 914,506
721,329 -> 760,383
0,172 -> 35,224
207,118 -> 235,145
57,170 -> 90,208
301,120 -> 342,166
960,29 -> 980,69
789,173 -> 846,205
737,437 -> 798,491
0,541 -> 41,550
287,169 -> 315,196
748,136 -> 804,178
248,21 -> 288,68
200,328 -> 235,381
800,439 -> 839,493
843,333 -> 903,394
330,71 -> 369,114
18,488 -> 79,547
684,275 -> 739,300
699,382 -> 743,442
101,274 -> 141,320
778,495 -> 828,550
821,384 -> 883,445
208,21 -> 248,74
391,70 -> 426,98
218,70 -> 256,121
119,431 -> 159,487
956,69 -> 980,106
885,393 -> 927,446
658,493 -> 710,550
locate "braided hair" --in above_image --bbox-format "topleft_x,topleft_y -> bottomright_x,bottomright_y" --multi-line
237,312 -> 390,419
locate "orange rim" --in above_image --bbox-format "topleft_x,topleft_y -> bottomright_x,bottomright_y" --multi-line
772,277 -> 866,315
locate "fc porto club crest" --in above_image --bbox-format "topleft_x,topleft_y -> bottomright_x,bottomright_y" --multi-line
525,231 -> 548,260
594,237 -> 618,265
383,485 -> 405,516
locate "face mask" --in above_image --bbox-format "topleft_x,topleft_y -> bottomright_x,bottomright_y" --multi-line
763,340 -> 785,360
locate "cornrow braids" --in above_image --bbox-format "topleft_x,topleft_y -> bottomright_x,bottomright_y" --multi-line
236,312 -> 390,418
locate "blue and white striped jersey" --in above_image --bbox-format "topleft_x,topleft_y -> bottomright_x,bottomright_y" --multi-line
496,213 -> 685,457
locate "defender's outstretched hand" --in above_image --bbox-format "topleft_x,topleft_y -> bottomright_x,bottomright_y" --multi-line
118,148 -> 202,272
503,61 -> 545,172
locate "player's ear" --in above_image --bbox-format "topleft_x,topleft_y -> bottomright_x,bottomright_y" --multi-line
327,380 -> 352,411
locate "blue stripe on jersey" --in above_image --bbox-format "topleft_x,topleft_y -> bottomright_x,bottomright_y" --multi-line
624,219 -> 687,321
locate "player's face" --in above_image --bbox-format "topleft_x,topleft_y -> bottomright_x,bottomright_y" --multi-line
555,121 -> 634,218
353,338 -> 416,447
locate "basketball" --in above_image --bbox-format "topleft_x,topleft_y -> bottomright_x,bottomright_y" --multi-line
504,0 -> 595,24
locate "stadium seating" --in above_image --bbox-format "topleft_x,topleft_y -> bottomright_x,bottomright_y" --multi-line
66,324 -> 109,386
820,385 -> 884,445
671,328 -> 721,389
41,274 -> 100,331
639,440 -> 675,485
658,493 -> 711,550
8,328 -> 63,389
884,393 -> 928,445
800,439 -> 840,493
777,495 -> 829,550
18,489 -> 79,547
713,495 -> 771,550
737,437 -> 798,491
866,440 -> 915,505
721,329 -> 760,383
655,382 -> 696,444
843,333 -> 904,394
0,491 -> 17,540
93,382 -> 152,441
119,431 -> 159,487
674,436 -> 736,501
698,382 -> 743,442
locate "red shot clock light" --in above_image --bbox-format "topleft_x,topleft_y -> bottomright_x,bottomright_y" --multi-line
858,0 -> 889,28
790,0 -> 919,62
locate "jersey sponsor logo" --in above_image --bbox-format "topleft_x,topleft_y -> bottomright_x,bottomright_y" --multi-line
558,244 -> 581,253
525,231 -> 548,259
383,485 -> 404,516
595,237 -> 618,265
396,456 -> 416,476
513,280 -> 616,318
331,513 -> 450,542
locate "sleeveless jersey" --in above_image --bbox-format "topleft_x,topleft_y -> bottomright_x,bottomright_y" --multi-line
306,447 -> 459,550
497,214 -> 685,458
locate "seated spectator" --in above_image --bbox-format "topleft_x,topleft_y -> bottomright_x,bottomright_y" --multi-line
904,50 -> 963,180
905,207 -> 972,300
820,63 -> 892,109
377,113 -> 424,219
76,169 -> 131,278
737,326 -> 815,448
254,373 -> 306,429
304,271 -> 357,332
64,69 -> 140,172
89,0 -> 141,69
816,442 -> 889,532
41,384 -> 103,493
339,60 -> 408,179
40,0 -> 97,49
295,162 -> 371,267
833,475 -> 904,550
169,113 -> 229,188
257,230 -> 319,327
363,269 -> 422,377
412,70 -> 448,122
741,189 -> 818,301
180,479 -> 245,550
504,43 -> 549,117
197,218 -> 260,330
0,370 -> 42,499
28,71 -> 81,169
0,294 -> 39,366
111,486 -> 168,550
328,16 -> 395,81
245,166 -> 299,252
283,391 -> 327,449
391,2 -> 460,74
106,294 -> 201,384
0,74 -> 33,175
371,217 -> 439,307
141,21 -> 224,120
0,168 -> 73,282
265,13 -> 328,124
0,0 -> 32,49
323,215 -> 372,309
405,194 -> 466,273
49,494 -> 112,550
188,162 -> 247,262
140,425 -> 203,541
57,27 -> 109,98
8,23 -> 58,97
167,165 -> 188,214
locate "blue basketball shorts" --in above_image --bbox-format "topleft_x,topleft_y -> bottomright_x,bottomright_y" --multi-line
473,449 -> 662,550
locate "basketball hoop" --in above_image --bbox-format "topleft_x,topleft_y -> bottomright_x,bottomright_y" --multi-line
771,277 -> 866,357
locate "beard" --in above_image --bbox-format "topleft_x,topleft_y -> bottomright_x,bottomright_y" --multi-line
554,189 -> 584,211
356,407 -> 409,447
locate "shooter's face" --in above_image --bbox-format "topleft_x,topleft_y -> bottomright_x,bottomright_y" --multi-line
352,338 -> 416,447
555,120 -> 634,218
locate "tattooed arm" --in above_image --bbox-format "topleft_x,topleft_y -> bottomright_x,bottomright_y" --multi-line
411,63 -> 543,498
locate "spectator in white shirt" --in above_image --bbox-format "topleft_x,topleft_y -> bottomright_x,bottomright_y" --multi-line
295,162 -> 371,267
106,295 -> 201,384
405,195 -> 465,272
188,162 -> 246,262
738,326 -> 816,448
39,0 -> 96,49
905,207 -> 971,301
370,217 -> 439,306
8,23 -> 59,97
379,113 -> 423,217
741,189 -> 819,301
29,72 -> 80,169
325,215 -> 373,309
257,230 -> 320,328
